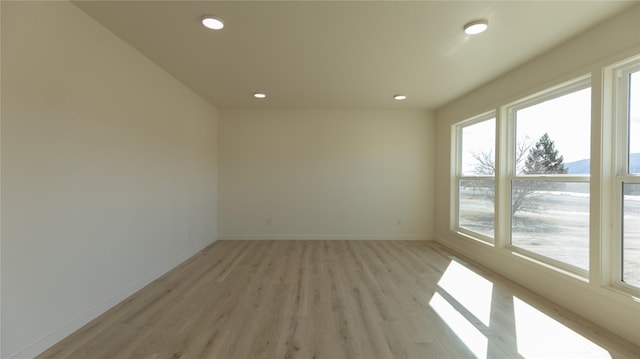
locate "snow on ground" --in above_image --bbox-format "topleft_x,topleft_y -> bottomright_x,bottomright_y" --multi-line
459,188 -> 640,287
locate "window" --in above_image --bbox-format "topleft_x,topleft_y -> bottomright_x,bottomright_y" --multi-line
450,54 -> 640,297
507,77 -> 591,274
613,58 -> 640,291
455,113 -> 496,241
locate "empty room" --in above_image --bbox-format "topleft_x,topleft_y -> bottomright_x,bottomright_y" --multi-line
2,0 -> 640,358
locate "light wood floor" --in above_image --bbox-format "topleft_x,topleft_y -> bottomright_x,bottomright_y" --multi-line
39,240 -> 639,358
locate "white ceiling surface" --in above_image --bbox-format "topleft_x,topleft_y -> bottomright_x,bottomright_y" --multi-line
73,1 -> 637,110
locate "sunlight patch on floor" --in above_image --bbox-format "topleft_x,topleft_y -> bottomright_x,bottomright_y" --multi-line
429,292 -> 488,359
513,297 -> 611,358
437,259 -> 493,326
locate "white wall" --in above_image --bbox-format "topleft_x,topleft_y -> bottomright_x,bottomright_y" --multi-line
435,5 -> 640,345
1,2 -> 218,357
219,109 -> 434,240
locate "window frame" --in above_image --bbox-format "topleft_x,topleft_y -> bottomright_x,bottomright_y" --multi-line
453,111 -> 497,243
611,58 -> 640,295
504,75 -> 592,278
450,54 -> 640,300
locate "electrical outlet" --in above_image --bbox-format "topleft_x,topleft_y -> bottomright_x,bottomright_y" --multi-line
266,217 -> 272,226
396,219 -> 402,226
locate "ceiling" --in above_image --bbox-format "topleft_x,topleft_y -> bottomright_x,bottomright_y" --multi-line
73,1 -> 637,110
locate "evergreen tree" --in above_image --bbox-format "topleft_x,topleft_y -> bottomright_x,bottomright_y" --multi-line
523,133 -> 567,175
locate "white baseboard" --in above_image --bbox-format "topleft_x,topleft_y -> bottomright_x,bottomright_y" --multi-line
218,234 -> 433,241
10,239 -> 216,359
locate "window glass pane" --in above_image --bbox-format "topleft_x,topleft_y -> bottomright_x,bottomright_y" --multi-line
629,71 -> 640,174
515,88 -> 591,175
461,119 -> 495,176
511,181 -> 590,270
623,183 -> 640,288
459,179 -> 494,238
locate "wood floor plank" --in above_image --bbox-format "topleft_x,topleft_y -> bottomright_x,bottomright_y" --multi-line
38,240 -> 640,359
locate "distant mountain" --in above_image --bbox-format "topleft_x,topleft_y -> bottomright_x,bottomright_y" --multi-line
633,153 -> 640,173
565,158 -> 590,174
565,153 -> 640,174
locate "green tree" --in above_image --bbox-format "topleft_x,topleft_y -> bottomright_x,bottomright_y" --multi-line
512,133 -> 567,216
523,133 -> 567,175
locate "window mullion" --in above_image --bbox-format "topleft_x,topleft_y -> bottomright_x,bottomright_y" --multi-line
611,177 -> 624,288
495,107 -> 511,248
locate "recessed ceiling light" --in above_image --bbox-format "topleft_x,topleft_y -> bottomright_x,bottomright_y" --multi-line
394,94 -> 407,101
464,20 -> 488,35
201,16 -> 224,30
253,92 -> 267,99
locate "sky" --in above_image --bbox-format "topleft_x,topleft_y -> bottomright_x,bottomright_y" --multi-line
461,118 -> 495,175
630,71 -> 640,155
461,71 -> 640,176
516,87 -> 591,164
